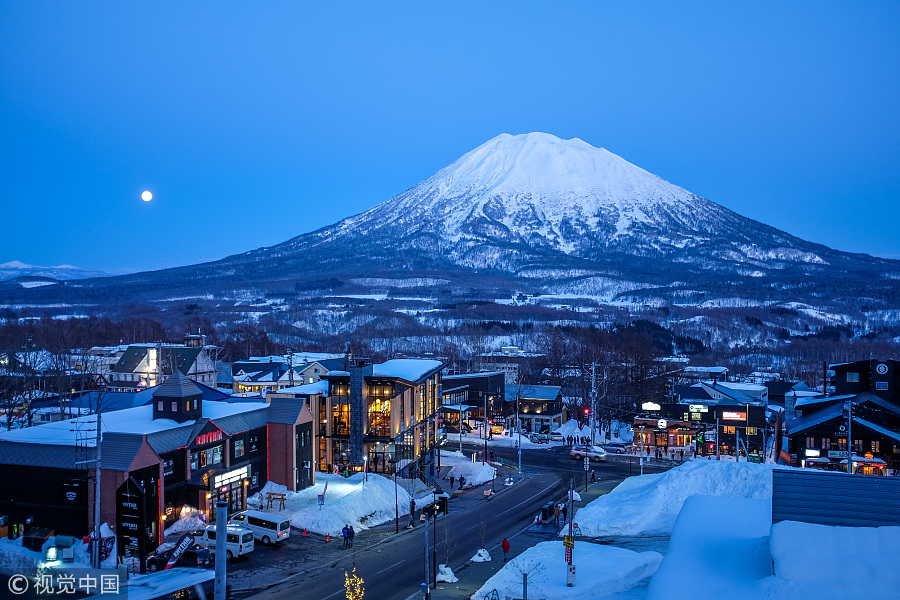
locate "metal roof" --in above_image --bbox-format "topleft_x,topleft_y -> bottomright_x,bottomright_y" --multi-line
267,398 -> 309,425
504,385 -> 561,402
153,371 -> 203,399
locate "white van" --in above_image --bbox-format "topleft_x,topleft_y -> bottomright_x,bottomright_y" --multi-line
191,524 -> 255,559
228,510 -> 291,545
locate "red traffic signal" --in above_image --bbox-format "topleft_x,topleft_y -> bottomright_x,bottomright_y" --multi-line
583,408 -> 590,415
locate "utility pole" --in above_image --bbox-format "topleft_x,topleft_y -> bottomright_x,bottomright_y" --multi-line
847,400 -> 853,475
639,424 -> 644,476
716,414 -> 720,460
590,362 -> 596,446
483,393 -> 488,465
91,411 -> 102,569
517,390 -> 522,475
288,349 -> 294,387
215,500 -> 227,600
424,510 -> 431,600
566,477 -> 575,586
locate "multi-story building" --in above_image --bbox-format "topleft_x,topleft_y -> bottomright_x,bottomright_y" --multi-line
108,335 -> 218,392
0,371 -> 313,571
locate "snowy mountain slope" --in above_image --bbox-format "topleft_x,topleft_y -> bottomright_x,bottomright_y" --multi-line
0,261 -> 111,282
3,133 -> 899,316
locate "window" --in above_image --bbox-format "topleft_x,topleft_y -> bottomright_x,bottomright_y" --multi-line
871,440 -> 880,453
171,401 -> 178,412
746,427 -> 758,436
234,439 -> 245,458
193,399 -> 199,409
724,426 -> 735,434
805,436 -> 816,448
158,401 -> 163,411
190,452 -> 199,471
854,439 -> 863,452
846,372 -> 859,382
837,437 -> 847,450
822,438 -> 831,450
186,401 -> 190,411
876,381 -> 889,391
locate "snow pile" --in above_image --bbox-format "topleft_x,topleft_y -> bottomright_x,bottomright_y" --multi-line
552,419 -> 633,444
473,541 -> 662,600
470,548 -> 491,562
571,460 -> 776,537
0,524 -> 117,571
648,495 -> 900,600
438,451 -> 496,489
165,506 -> 205,536
647,496 -> 771,600
770,521 -> 900,589
436,563 -> 459,583
555,419 -> 586,439
246,473 -> 419,537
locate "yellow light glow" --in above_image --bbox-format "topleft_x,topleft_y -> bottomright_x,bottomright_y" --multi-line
141,191 -> 153,202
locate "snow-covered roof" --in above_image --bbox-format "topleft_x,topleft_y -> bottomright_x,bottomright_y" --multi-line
0,400 -> 266,447
275,381 -> 328,396
372,359 -> 443,382
444,371 -> 505,379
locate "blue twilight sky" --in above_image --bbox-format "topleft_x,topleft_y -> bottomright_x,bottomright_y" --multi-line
1,2 -> 899,273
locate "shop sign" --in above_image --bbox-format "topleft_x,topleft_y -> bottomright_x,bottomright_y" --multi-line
828,450 -> 850,459
563,535 -> 574,548
213,465 -> 249,490
657,419 -> 668,429
722,411 -> 746,421
688,405 -> 708,413
805,449 -> 821,457
195,429 -> 223,447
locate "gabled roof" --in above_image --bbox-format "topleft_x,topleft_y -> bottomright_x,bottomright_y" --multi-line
112,345 -> 203,375
372,359 -> 444,383
100,432 -> 147,471
444,371 -> 505,381
267,398 -> 313,425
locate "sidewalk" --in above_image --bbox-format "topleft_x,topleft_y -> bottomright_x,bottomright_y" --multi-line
422,475 -> 620,600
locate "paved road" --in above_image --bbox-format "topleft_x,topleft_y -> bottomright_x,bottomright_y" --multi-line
237,443 -> 674,600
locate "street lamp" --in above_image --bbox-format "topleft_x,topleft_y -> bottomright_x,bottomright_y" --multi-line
388,456 -> 399,533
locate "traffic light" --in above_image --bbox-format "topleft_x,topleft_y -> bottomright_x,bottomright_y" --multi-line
698,432 -> 704,443
488,419 -> 493,424
583,408 -> 590,415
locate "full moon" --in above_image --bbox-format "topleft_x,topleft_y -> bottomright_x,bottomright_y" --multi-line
141,190 -> 153,202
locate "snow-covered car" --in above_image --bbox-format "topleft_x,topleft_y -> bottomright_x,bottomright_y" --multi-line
549,432 -> 564,442
529,433 -> 549,444
570,445 -> 607,461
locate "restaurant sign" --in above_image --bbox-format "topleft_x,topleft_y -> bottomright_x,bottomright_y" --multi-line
688,405 -> 708,413
213,465 -> 249,490
722,411 -> 746,421
195,429 -> 223,447
828,450 -> 850,459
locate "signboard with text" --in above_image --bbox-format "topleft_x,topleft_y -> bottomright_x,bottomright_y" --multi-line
722,411 -> 746,421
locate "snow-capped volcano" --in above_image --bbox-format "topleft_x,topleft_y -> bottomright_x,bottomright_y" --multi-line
278,132 -> 852,277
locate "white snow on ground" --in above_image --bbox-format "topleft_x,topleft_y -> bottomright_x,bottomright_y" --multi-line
569,460 -> 776,537
436,563 -> 459,583
647,495 -> 900,600
438,450 -> 497,488
473,541 -> 662,600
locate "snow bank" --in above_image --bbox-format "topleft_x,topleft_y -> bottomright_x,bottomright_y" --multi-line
647,495 -> 772,600
438,450 -> 496,488
572,460 -> 777,537
648,495 -> 900,600
770,521 -> 900,588
553,419 -> 633,443
473,541 -> 662,600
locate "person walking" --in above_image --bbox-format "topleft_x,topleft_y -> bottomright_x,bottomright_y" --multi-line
450,475 -> 455,490
501,537 -> 510,562
552,502 -> 560,525
490,450 -> 494,462
561,503 -> 568,523
459,476 -> 466,489
409,500 -> 416,528
348,526 -> 355,548
341,525 -> 349,548
590,469 -> 596,483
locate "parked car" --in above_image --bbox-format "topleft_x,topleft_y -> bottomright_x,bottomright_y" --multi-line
604,443 -> 628,454
549,432 -> 564,442
570,445 -> 607,461
228,510 -> 291,545
529,433 -> 549,444
147,545 -> 212,572
191,525 -> 255,559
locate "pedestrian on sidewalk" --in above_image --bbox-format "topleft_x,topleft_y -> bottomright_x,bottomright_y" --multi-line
501,537 -> 510,562
348,526 -> 355,548
490,450 -> 494,462
409,500 -> 416,528
552,503 -> 560,525
342,524 -> 349,548
450,475 -> 455,490
680,449 -> 684,461
590,469 -> 596,483
561,503 -> 568,523
459,476 -> 466,489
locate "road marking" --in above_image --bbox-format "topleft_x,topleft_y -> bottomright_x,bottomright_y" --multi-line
377,560 -> 405,575
321,588 -> 346,600
496,480 -> 559,517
